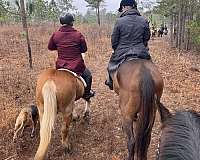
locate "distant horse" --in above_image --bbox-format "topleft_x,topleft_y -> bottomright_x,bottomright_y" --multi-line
163,29 -> 168,36
151,29 -> 157,38
34,69 -> 91,160
158,28 -> 164,37
157,103 -> 200,160
112,59 -> 164,160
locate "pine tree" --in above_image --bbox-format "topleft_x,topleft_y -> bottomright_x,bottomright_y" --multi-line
85,0 -> 104,26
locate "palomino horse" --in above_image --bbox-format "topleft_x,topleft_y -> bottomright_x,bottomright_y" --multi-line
34,68 -> 90,160
112,59 -> 164,160
157,103 -> 200,160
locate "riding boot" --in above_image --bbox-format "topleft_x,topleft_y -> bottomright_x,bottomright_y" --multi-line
105,74 -> 113,90
81,68 -> 95,101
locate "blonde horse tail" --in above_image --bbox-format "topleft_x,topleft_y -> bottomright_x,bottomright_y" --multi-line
35,80 -> 57,160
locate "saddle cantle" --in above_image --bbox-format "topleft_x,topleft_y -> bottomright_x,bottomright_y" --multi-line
57,68 -> 87,88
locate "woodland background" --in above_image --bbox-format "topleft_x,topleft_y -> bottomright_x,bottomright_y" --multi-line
0,0 -> 200,159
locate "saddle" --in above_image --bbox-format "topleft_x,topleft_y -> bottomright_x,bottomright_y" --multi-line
57,68 -> 87,88
125,53 -> 151,62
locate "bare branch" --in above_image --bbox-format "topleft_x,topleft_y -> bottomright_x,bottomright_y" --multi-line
0,3 -> 21,16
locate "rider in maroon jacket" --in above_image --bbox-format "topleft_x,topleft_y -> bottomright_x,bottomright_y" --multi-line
48,13 -> 95,101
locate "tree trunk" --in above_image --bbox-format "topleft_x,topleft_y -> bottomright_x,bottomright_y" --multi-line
97,4 -> 100,26
178,1 -> 183,51
181,1 -> 187,49
175,15 -> 178,48
186,2 -> 194,51
186,28 -> 190,51
170,14 -> 174,46
20,0 -> 32,69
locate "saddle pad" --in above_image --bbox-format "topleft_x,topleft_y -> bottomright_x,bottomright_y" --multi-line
57,69 -> 87,88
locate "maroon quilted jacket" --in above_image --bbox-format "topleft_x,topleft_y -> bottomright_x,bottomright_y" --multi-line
48,25 -> 87,75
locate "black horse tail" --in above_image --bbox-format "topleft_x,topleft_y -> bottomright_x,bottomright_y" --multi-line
136,66 -> 157,159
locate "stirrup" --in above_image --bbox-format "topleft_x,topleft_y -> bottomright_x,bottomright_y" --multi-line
83,90 -> 95,101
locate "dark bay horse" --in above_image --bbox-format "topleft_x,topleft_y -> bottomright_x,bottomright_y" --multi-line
158,28 -> 164,37
34,69 -> 90,160
157,103 -> 200,160
112,59 -> 164,160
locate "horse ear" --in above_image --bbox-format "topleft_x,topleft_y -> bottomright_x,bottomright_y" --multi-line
157,102 -> 172,123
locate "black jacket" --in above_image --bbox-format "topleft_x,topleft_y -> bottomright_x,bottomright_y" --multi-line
108,9 -> 151,73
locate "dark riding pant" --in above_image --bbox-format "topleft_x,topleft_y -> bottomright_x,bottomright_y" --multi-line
81,68 -> 95,100
81,68 -> 92,93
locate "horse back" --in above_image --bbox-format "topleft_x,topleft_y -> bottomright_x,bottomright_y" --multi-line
116,60 -> 163,98
36,68 -> 82,112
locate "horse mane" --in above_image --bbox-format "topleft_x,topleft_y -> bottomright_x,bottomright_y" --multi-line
159,110 -> 200,160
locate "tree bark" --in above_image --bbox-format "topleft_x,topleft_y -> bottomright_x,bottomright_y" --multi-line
186,2 -> 194,51
170,14 -> 174,46
175,15 -> 178,48
97,3 -> 100,26
181,1 -> 187,49
178,1 -> 183,51
20,0 -> 32,69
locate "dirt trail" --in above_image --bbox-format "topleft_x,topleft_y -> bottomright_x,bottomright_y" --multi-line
0,26 -> 200,160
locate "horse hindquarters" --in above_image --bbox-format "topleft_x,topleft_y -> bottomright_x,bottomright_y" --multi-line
119,92 -> 137,160
35,80 -> 57,160
120,74 -> 156,160
135,68 -> 157,160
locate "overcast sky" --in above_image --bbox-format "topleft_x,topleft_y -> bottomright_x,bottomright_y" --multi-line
72,0 -> 120,14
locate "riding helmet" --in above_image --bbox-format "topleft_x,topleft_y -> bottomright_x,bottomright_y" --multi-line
60,13 -> 75,25
118,0 -> 137,12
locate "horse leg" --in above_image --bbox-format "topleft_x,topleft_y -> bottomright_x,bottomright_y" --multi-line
72,107 -> 80,122
13,121 -> 24,142
83,100 -> 91,122
119,91 -> 139,160
20,125 -> 25,137
37,103 -> 44,128
31,116 -> 37,138
61,111 -> 72,154
120,96 -> 136,160
29,113 -> 35,138
122,117 -> 135,160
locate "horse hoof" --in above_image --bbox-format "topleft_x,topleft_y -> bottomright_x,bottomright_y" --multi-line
64,144 -> 72,155
13,135 -> 17,143
72,115 -> 80,122
13,138 -> 17,143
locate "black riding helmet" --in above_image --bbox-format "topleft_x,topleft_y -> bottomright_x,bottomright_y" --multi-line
118,0 -> 137,12
60,13 -> 75,25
